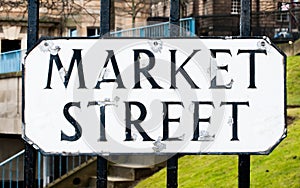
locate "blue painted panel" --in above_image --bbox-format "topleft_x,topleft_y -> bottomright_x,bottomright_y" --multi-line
0,50 -> 25,74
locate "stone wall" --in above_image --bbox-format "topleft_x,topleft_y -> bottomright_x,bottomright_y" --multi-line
0,72 -> 22,135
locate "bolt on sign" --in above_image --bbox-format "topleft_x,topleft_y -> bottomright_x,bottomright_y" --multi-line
23,37 -> 286,155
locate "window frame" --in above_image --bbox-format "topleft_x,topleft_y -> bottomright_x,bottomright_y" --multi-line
231,0 -> 240,15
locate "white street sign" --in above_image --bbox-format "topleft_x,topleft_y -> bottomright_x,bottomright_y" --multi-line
23,37 -> 286,155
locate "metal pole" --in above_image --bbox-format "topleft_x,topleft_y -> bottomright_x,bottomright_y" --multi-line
27,0 -> 39,50
100,0 -> 111,36
255,0 -> 260,35
24,144 -> 36,188
239,0 -> 251,188
167,155 -> 178,188
289,0 -> 294,33
167,1 -> 180,187
170,0 -> 180,37
24,0 -> 39,187
43,156 -> 48,187
240,0 -> 251,37
97,105 -> 108,187
97,157 -> 108,188
97,2 -> 110,186
238,155 -> 250,187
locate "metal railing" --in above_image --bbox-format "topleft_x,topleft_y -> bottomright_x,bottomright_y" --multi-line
0,49 -> 26,74
0,18 -> 195,75
0,150 -> 92,188
0,150 -> 24,188
110,17 -> 196,37
41,154 -> 93,187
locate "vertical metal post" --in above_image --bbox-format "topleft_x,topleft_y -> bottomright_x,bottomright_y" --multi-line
37,152 -> 41,188
97,157 -> 108,188
16,156 -> 19,188
238,155 -> 250,187
54,156 -> 59,179
43,156 -> 48,187
170,0 -> 180,37
239,1 -> 251,188
97,105 -> 108,187
167,155 -> 178,188
289,0 -> 294,33
27,0 -> 39,50
167,1 -> 180,187
24,144 -> 36,188
240,0 -> 251,37
255,0 -> 260,35
24,0 -> 39,187
98,2 -> 110,186
9,161 -> 12,188
100,0 -> 111,36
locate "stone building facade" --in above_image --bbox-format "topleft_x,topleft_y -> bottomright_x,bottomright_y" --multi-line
149,0 -> 300,37
0,0 -> 151,53
0,0 -> 299,54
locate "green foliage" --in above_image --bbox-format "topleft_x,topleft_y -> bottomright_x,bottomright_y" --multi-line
287,56 -> 300,106
136,109 -> 300,187
250,108 -> 300,187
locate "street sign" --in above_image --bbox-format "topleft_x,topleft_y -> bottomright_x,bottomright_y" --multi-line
23,37 -> 286,154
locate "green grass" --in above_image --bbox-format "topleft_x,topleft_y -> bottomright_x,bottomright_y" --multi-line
287,56 -> 300,106
250,108 -> 300,187
135,56 -> 300,187
136,108 -> 300,187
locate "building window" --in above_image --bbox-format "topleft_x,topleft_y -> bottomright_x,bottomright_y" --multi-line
231,0 -> 240,15
1,39 -> 21,53
181,0 -> 189,17
277,3 -> 289,22
68,28 -> 77,37
151,4 -> 159,17
87,27 -> 100,36
277,12 -> 289,22
203,0 -> 208,15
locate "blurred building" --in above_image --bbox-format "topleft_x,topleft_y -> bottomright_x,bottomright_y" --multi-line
0,1 -> 297,187
149,0 -> 300,38
0,0 -> 152,53
1,0 -> 299,53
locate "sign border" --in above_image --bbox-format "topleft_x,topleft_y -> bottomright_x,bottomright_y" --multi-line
22,36 -> 287,156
